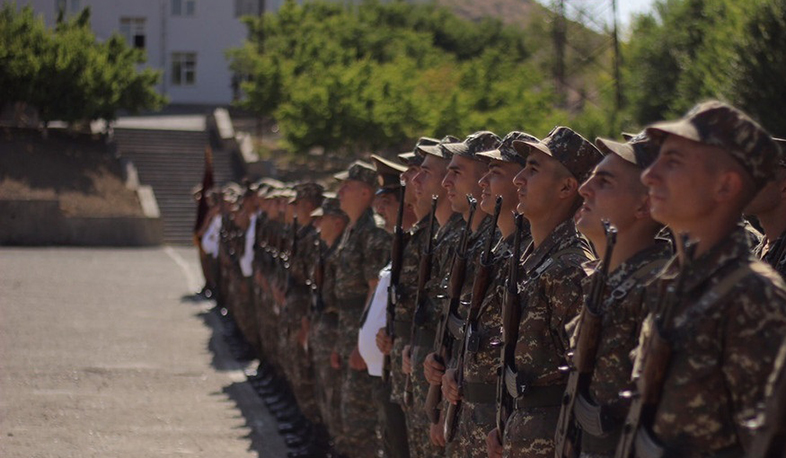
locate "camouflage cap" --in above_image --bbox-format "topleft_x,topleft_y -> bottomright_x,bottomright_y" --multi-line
775,138 -> 786,167
513,126 -> 604,182
595,130 -> 659,169
333,160 -> 378,188
398,137 -> 440,166
288,182 -> 325,205
371,154 -> 406,195
477,131 -> 539,166
310,193 -> 345,218
442,131 -> 502,160
645,100 -> 780,189
417,135 -> 460,159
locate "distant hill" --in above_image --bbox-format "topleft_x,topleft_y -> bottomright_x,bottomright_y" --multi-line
435,0 -> 547,27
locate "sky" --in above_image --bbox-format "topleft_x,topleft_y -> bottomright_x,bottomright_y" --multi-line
617,0 -> 658,26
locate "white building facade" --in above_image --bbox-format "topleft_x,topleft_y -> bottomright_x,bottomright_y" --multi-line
14,0 -> 265,105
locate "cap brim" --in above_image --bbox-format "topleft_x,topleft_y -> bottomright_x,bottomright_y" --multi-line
442,142 -> 469,156
512,139 -> 552,158
476,149 -> 504,162
417,144 -> 447,158
371,154 -> 407,173
375,186 -> 399,196
397,152 -> 420,166
310,208 -> 324,217
645,119 -> 701,144
333,171 -> 350,181
595,137 -> 637,165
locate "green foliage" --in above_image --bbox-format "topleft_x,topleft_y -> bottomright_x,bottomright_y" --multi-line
232,0 -> 561,155
0,3 -> 165,125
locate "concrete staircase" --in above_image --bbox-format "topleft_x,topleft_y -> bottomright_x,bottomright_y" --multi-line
114,127 -> 237,246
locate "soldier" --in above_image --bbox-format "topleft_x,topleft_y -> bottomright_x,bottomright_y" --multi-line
556,132 -> 671,458
309,195 -> 349,450
404,135 -> 464,457
745,138 -> 786,278
440,131 -> 536,458
487,126 -> 603,458
422,131 -> 502,452
332,161 -> 392,458
616,101 -> 786,457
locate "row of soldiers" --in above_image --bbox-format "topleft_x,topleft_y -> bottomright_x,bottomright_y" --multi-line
195,100 -> 786,458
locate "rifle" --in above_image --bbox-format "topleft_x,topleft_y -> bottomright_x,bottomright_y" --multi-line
383,183 -> 407,383
614,234 -> 697,458
495,213 -> 525,442
311,238 -> 326,313
403,195 -> 439,408
425,195 -> 477,424
554,220 -> 618,458
444,195 -> 502,442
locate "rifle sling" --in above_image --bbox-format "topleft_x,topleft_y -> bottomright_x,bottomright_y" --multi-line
447,313 -> 465,340
504,366 -> 566,409
463,382 -> 497,404
671,264 -> 752,332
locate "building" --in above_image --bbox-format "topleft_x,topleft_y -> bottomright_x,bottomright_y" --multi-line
15,0 -> 266,105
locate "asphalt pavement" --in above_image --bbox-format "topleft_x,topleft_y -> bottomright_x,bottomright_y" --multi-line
0,247 -> 288,458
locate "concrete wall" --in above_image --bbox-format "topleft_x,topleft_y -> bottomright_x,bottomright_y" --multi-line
1,200 -> 163,246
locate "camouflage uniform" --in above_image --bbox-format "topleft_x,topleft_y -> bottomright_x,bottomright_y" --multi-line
502,219 -> 593,458
567,241 -> 671,458
410,211 -> 463,458
753,230 -> 786,279
334,207 -> 391,458
633,226 -> 786,456
453,232 -> 527,458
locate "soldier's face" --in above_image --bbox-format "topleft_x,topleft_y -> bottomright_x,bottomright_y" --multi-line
338,179 -> 370,214
479,160 -> 522,216
745,168 -> 786,216
412,156 -> 448,201
641,135 -> 720,229
374,192 -> 398,225
442,155 -> 486,214
316,215 -> 345,243
513,150 -> 568,219
401,166 -> 420,206
577,154 -> 648,239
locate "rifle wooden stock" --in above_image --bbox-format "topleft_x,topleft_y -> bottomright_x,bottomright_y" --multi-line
444,196 -> 502,442
425,195 -> 477,424
383,184 -> 407,383
615,235 -> 697,458
403,196 -> 438,408
496,213 -> 525,441
555,221 -> 617,458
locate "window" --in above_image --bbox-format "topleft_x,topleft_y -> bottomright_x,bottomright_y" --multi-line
235,0 -> 260,17
172,0 -> 196,17
119,18 -> 146,49
171,53 -> 196,86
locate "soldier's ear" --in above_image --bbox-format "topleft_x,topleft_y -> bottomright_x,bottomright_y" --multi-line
558,175 -> 579,199
634,194 -> 652,220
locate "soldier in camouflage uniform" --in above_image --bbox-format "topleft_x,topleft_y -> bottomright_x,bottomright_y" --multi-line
623,101 -> 786,456
278,183 -> 324,425
331,161 -> 391,458
309,195 -> 348,445
487,126 -> 603,458
404,136 -> 464,457
562,132 -> 672,458
421,131 -> 502,451
746,137 -> 786,279
440,131 -> 536,458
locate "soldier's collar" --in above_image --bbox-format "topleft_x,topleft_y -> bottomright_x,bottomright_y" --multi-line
521,218 -> 578,275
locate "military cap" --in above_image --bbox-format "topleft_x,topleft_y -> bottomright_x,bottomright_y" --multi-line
417,135 -> 461,159
333,160 -> 378,188
288,182 -> 324,204
398,137 -> 440,166
513,126 -> 604,182
310,193 -> 345,218
595,131 -> 659,169
775,138 -> 786,167
621,132 -> 636,142
477,131 -> 539,166
442,131 -> 502,160
645,100 -> 780,189
371,154 -> 406,195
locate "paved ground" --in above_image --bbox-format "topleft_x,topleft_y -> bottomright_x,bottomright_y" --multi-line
0,247 -> 287,458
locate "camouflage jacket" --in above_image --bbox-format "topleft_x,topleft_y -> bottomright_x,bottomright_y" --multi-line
393,215 -> 434,335
513,218 -> 594,388
571,241 -> 671,423
334,208 -> 391,356
288,223 -> 319,290
753,229 -> 786,279
640,226 -> 786,455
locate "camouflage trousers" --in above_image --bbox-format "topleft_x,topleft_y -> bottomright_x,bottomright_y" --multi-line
371,377 -> 410,458
502,405 -> 561,458
339,368 -> 380,458
279,291 -> 319,424
256,273 -> 281,372
310,312 -> 343,439
445,400 -> 496,458
408,342 -> 445,458
389,337 -> 409,404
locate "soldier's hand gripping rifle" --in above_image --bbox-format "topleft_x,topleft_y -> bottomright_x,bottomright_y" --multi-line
383,183 -> 407,384
614,234 -> 697,458
425,195 -> 477,424
444,195 -> 502,442
403,195 -> 439,408
495,213 -> 524,443
554,220 -> 618,458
